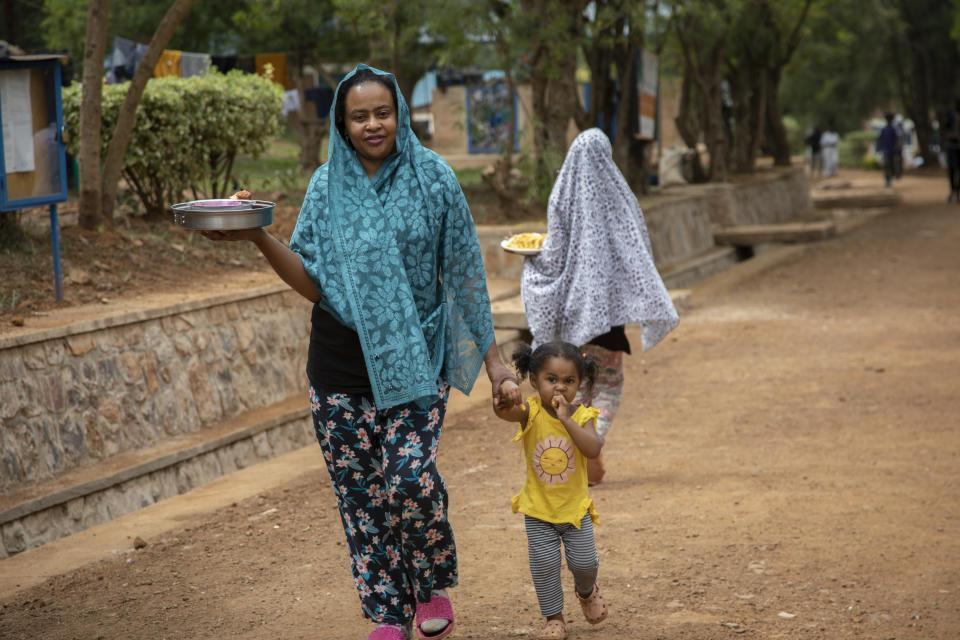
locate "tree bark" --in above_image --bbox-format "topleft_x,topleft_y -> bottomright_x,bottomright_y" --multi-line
77,0 -> 110,230
100,0 -> 195,224
764,67 -> 791,166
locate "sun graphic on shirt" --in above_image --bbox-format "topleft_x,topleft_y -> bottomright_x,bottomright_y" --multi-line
533,435 -> 576,485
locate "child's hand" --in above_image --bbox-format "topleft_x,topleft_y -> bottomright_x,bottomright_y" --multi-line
495,377 -> 521,410
552,394 -> 573,420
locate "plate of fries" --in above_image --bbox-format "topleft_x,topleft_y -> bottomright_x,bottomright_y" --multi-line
501,232 -> 546,255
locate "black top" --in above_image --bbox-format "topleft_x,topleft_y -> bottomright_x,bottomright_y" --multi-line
306,303 -> 372,395
587,325 -> 631,354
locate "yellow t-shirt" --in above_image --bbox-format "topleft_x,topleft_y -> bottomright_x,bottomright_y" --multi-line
511,395 -> 600,528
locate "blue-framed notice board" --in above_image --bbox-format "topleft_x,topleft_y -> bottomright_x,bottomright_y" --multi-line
0,55 -> 69,300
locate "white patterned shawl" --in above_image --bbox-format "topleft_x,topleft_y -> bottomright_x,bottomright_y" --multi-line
521,128 -> 678,351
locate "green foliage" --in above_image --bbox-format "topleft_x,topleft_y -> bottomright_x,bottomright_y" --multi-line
782,115 -> 805,154
838,130 -> 876,169
61,71 -> 283,215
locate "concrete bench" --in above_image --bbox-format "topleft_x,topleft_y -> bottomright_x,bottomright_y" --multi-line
713,220 -> 837,247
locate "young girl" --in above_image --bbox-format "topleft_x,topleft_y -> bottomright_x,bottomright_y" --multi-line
494,341 -> 609,640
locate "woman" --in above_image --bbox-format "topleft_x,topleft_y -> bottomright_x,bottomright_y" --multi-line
520,128 -> 678,486
203,64 -> 521,640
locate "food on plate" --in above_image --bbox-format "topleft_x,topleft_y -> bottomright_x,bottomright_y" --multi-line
505,232 -> 546,250
229,189 -> 252,200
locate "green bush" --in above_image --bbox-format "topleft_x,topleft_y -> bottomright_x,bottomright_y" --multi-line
62,71 -> 283,216
838,130 -> 877,169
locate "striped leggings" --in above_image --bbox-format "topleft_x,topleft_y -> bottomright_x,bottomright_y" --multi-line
524,514 -> 599,617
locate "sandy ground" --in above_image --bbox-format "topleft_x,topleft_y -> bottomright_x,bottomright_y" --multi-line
1,170 -> 958,639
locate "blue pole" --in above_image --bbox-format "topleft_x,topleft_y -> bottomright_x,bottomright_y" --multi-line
49,204 -> 63,301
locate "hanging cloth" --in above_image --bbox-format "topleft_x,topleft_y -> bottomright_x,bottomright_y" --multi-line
153,50 -> 182,77
255,52 -> 290,89
180,52 -> 211,78
522,128 -> 678,351
288,64 -> 495,409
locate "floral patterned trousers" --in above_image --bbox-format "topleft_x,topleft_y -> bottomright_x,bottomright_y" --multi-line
575,344 -> 624,439
308,380 -> 458,625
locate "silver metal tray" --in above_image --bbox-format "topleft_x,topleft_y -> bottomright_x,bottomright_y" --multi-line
170,199 -> 275,230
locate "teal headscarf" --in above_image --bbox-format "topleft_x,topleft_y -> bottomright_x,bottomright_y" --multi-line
290,64 -> 494,409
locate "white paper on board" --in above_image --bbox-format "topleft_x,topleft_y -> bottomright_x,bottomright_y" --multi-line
0,69 -> 36,174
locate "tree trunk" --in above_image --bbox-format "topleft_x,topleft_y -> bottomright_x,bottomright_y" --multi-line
674,69 -> 706,183
764,67 -> 791,166
100,0 -> 195,224
77,0 -> 110,230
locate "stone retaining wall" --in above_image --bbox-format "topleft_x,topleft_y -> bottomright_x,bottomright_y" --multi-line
0,286 -> 312,495
477,166 -> 811,277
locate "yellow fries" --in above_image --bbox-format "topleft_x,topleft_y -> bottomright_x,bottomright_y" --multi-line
506,232 -> 546,250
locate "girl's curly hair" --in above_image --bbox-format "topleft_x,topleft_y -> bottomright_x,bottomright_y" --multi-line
511,340 -> 598,394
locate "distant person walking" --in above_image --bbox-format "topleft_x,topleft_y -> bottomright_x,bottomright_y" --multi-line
943,100 -> 960,202
820,124 -> 840,178
806,126 -> 823,178
876,113 -> 898,188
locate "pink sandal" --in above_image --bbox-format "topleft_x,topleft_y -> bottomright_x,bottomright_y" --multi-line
415,593 -> 455,639
576,582 -> 608,624
367,625 -> 406,640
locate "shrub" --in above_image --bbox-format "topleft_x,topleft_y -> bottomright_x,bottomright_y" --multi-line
62,70 -> 283,217
838,130 -> 878,169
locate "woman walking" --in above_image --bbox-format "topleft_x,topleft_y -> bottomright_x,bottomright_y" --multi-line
521,128 -> 678,485
203,64 -> 521,640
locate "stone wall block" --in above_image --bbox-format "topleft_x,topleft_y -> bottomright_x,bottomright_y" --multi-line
97,356 -> 122,391
217,326 -> 236,361
41,372 -> 66,414
150,471 -> 179,502
251,431 -> 272,459
2,519 -> 28,555
225,302 -> 241,321
66,496 -> 85,522
1,427 -> 24,488
213,368 -> 239,417
0,380 -> 22,419
0,351 -> 25,382
175,453 -> 222,494
145,321 -> 174,356
117,351 -> 144,385
66,334 -> 96,357
187,359 -> 221,425
235,321 -> 255,353
59,417 -> 87,462
142,353 -> 160,394
40,418 -> 64,474
44,339 -> 67,366
82,410 -> 104,459
23,343 -> 46,370
173,334 -> 193,357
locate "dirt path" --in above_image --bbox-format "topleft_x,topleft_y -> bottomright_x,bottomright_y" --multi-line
2,171 -> 958,639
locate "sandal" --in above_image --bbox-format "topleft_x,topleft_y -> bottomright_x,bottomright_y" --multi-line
415,593 -> 455,639
577,582 -> 608,624
536,619 -> 567,639
367,625 -> 407,640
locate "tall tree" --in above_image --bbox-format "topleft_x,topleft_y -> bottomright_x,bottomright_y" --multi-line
77,0 -> 195,230
886,0 -> 960,167
576,0 -> 652,191
670,0 -> 731,182
516,0 -> 587,200
331,0 -> 445,102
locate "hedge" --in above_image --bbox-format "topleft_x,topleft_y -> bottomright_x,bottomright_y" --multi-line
62,70 -> 283,216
